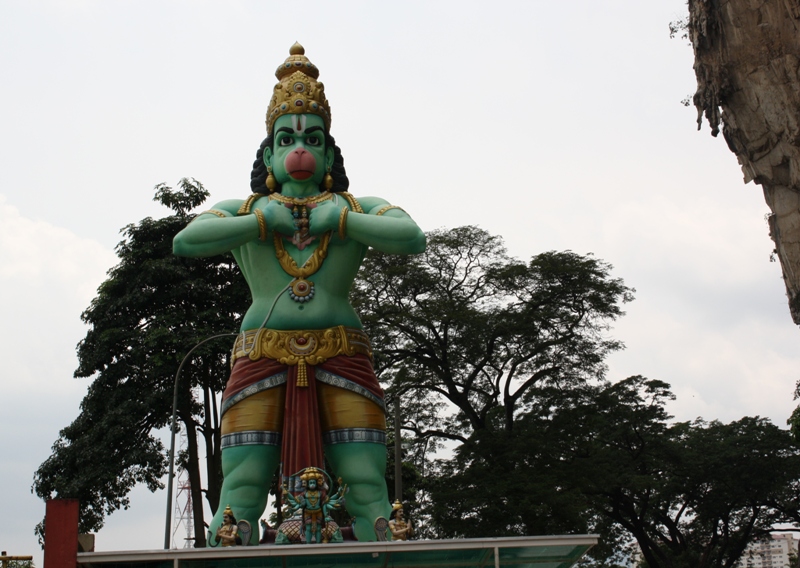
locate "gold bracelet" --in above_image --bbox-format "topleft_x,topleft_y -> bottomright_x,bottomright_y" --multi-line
254,208 -> 267,241
375,205 -> 405,216
338,207 -> 349,240
200,209 -> 228,218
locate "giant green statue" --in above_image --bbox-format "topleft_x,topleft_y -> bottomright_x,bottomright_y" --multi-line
173,43 -> 425,544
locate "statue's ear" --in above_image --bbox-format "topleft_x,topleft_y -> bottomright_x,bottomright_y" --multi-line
263,147 -> 273,169
325,147 -> 334,171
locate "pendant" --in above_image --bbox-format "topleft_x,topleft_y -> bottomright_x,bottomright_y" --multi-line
289,279 -> 315,302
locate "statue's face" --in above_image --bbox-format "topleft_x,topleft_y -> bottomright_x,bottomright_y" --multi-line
265,114 -> 333,188
397,509 -> 404,520
223,514 -> 232,525
308,478 -> 318,490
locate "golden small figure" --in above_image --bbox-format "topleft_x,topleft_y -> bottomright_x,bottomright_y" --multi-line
215,505 -> 239,547
388,500 -> 413,541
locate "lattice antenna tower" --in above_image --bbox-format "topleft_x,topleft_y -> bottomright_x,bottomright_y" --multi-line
171,425 -> 194,548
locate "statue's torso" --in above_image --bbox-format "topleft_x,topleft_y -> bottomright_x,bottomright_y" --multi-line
232,195 -> 370,331
390,519 -> 409,540
303,490 -> 322,510
218,523 -> 237,546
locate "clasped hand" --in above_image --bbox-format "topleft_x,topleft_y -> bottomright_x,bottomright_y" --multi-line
261,200 -> 340,236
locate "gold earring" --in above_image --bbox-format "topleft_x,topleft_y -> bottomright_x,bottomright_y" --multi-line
323,167 -> 333,191
266,166 -> 277,192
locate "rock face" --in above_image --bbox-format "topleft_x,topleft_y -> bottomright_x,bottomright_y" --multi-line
689,0 -> 800,322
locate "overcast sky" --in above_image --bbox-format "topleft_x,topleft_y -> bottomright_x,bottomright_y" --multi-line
2,0 -> 797,564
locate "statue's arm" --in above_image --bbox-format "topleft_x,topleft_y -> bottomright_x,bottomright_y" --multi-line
311,196 -> 425,255
349,205 -> 426,254
282,487 -> 300,511
173,199 -> 258,258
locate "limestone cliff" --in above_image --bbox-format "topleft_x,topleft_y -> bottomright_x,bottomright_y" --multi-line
689,0 -> 800,322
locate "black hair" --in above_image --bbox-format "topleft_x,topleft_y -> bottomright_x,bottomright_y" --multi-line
249,131 -> 349,194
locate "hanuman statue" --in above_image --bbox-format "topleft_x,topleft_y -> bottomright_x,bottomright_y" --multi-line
173,43 -> 425,544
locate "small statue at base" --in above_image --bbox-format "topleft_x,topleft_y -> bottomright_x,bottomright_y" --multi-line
280,467 -> 346,544
215,505 -> 239,546
389,500 -> 413,541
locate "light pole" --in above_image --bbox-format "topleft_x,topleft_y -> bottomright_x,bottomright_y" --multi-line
163,332 -> 237,549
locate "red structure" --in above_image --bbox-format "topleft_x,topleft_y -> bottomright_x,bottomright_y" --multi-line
44,499 -> 79,568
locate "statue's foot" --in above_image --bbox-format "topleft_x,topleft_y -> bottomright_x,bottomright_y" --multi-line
374,517 -> 389,542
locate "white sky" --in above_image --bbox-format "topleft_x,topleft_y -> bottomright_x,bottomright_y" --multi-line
2,0 -> 798,564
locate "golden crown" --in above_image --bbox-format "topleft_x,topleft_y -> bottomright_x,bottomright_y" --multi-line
299,466 -> 325,485
223,505 -> 234,517
392,499 -> 403,511
265,43 -> 331,134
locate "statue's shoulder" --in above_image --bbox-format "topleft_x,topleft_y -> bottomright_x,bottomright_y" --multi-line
210,198 -> 247,216
347,195 -> 411,215
352,195 -> 388,213
223,192 -> 270,216
353,196 -> 410,217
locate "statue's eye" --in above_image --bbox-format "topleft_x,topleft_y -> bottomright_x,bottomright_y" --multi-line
279,136 -> 293,147
306,136 -> 320,147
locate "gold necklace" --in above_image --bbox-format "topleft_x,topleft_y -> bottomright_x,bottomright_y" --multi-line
270,192 -> 333,248
268,191 -> 333,206
273,231 -> 332,303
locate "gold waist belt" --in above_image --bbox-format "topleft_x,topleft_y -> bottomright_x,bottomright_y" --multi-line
231,326 -> 373,387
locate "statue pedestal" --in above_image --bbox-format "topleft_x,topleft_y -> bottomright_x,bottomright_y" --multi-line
77,534 -> 598,567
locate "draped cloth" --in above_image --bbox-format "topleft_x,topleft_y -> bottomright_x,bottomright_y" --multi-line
221,353 -> 384,486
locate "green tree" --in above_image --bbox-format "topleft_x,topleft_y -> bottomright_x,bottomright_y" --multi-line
351,226 -> 633,546
354,227 -> 800,565
353,226 -> 633,442
506,375 -> 800,568
549,376 -> 679,566
32,179 -> 249,547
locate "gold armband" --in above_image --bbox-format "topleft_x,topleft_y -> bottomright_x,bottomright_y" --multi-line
338,207 -> 349,240
339,192 -> 364,213
237,192 -> 267,216
253,208 -> 267,241
200,209 -> 228,218
375,205 -> 406,216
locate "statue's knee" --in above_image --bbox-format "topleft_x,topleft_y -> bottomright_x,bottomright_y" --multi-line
219,446 -> 278,508
327,443 -> 385,477
338,466 -> 387,505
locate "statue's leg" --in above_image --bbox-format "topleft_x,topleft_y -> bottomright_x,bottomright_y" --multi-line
304,518 -> 311,544
209,381 -> 285,546
325,442 -> 391,541
314,514 -> 322,543
317,378 -> 389,541
208,445 -> 280,545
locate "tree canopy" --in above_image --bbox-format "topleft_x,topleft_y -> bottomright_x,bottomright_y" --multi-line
353,226 -> 634,442
355,226 -> 800,567
543,377 -> 800,568
351,226 -> 633,547
32,179 -> 249,546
